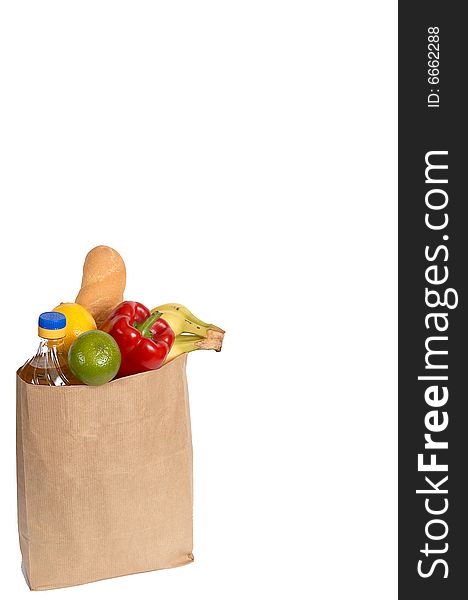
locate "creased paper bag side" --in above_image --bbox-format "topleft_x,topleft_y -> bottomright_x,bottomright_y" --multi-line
16,355 -> 193,590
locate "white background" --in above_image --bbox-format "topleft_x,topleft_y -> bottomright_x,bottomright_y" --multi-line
0,1 -> 397,598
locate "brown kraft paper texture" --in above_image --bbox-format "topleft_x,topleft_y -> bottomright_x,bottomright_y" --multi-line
16,355 -> 193,590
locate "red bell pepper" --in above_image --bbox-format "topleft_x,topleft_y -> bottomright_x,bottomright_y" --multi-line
100,301 -> 175,377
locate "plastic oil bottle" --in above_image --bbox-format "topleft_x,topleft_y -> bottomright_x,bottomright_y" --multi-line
18,312 -> 80,385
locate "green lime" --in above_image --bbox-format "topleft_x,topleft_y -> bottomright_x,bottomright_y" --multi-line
68,330 -> 121,386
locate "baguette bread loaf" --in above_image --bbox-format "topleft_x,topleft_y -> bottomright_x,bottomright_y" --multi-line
75,246 -> 126,326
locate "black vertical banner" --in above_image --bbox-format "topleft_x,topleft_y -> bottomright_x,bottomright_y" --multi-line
399,3 -> 465,598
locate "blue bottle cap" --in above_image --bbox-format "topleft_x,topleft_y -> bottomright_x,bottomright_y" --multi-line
38,312 -> 67,330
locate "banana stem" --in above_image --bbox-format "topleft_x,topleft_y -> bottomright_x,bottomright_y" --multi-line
183,318 -> 225,339
193,335 -> 222,351
206,329 -> 225,341
205,323 -> 225,334
181,318 -> 211,337
154,304 -> 225,334
175,335 -> 221,352
165,333 -> 222,364
174,336 -> 203,354
154,308 -> 224,346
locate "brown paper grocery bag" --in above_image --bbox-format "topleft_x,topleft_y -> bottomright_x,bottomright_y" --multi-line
16,355 -> 193,590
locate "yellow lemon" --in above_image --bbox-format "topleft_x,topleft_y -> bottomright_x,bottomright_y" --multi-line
52,302 -> 97,352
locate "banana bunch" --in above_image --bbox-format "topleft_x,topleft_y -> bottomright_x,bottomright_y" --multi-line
151,303 -> 225,364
